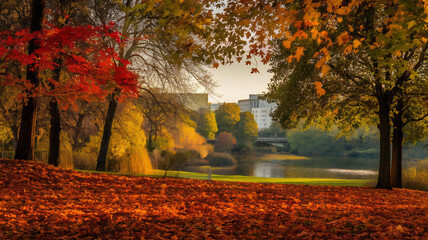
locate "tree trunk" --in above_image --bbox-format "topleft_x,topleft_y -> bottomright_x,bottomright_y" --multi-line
11,124 -> 19,150
147,128 -> 154,152
47,57 -> 62,167
391,98 -> 404,188
48,98 -> 60,166
72,112 -> 85,151
376,99 -> 392,190
96,91 -> 119,171
14,0 -> 45,161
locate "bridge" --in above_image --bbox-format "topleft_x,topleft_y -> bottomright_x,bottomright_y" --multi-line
255,137 -> 288,144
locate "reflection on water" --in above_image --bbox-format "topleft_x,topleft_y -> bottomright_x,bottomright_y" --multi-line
251,161 -> 377,179
327,168 -> 377,175
253,162 -> 285,178
185,154 -> 379,180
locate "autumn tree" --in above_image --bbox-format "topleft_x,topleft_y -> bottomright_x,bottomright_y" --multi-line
0,5 -> 139,164
390,77 -> 428,187
235,111 -> 258,143
137,90 -> 187,153
0,1 -> 30,150
61,100 -> 106,152
13,0 -> 45,161
85,0 -> 218,171
215,103 -> 241,134
214,132 -> 236,153
219,0 -> 428,189
79,102 -> 153,174
0,86 -> 21,148
196,109 -> 218,139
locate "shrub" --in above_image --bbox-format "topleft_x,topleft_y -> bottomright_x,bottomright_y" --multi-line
214,132 -> 236,153
72,151 -> 97,170
403,159 -> 428,191
160,150 -> 199,176
207,152 -> 237,167
186,158 -> 209,166
254,146 -> 277,153
232,142 -> 253,154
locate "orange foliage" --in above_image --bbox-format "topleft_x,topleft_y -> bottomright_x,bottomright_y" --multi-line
0,159 -> 427,239
313,81 -> 326,97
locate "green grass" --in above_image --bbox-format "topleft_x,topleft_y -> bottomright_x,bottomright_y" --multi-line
78,169 -> 370,187
258,153 -> 310,161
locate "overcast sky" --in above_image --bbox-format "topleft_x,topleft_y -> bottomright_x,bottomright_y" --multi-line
206,61 -> 273,103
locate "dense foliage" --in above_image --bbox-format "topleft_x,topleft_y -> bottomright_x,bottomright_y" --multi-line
215,103 -> 241,134
217,0 -> 428,189
235,111 -> 258,143
196,110 -> 218,140
0,159 -> 427,239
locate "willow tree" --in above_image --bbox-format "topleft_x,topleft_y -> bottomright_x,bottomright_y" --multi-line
218,0 -> 428,189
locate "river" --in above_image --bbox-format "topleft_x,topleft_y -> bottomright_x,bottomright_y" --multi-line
185,153 -> 379,180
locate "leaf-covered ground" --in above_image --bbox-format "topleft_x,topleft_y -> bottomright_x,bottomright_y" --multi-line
0,159 -> 427,239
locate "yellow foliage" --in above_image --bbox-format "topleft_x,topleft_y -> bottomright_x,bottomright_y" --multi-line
59,132 -> 74,170
173,122 -> 212,158
80,103 -> 153,174
0,125 -> 11,141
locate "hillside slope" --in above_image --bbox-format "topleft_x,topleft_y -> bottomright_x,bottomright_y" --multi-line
0,159 -> 426,239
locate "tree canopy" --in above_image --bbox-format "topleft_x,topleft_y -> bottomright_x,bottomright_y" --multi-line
215,103 -> 241,134
217,0 -> 428,189
235,111 -> 258,143
196,109 -> 218,139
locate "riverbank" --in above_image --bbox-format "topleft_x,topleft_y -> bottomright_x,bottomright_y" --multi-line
79,168 -> 371,187
150,170 -> 372,187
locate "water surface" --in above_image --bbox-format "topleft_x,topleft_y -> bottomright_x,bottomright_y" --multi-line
186,154 -> 379,180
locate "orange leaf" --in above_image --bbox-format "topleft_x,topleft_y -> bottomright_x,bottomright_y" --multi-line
282,40 -> 291,49
251,68 -> 260,74
294,47 -> 305,62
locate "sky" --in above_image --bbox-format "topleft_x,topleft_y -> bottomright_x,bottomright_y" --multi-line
206,61 -> 273,103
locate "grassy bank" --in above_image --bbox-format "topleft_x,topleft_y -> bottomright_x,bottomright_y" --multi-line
79,169 -> 371,187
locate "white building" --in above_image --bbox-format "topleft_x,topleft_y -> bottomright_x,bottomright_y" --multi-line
238,94 -> 277,130
209,103 -> 221,111
252,108 -> 274,130
237,99 -> 251,112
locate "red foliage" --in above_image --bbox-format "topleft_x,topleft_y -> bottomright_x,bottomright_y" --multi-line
0,159 -> 426,239
0,24 -> 138,106
215,132 -> 236,152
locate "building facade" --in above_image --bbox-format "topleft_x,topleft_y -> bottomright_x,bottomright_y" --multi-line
252,108 -> 273,130
209,103 -> 221,111
238,94 -> 277,130
181,93 -> 209,112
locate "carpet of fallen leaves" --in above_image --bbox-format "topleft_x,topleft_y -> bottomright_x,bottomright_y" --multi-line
0,159 -> 427,239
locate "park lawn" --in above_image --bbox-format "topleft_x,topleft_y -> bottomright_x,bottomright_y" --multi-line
151,170 -> 371,186
1,159 -> 427,239
79,169 -> 370,187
